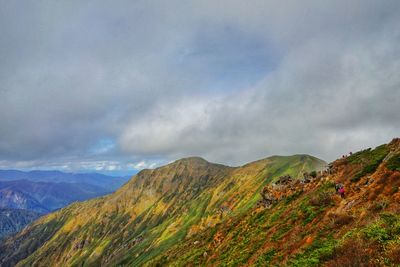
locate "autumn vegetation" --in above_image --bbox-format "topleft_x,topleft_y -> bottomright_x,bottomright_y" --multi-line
0,139 -> 399,266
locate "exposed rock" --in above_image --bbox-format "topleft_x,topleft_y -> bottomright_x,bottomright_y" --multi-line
73,239 -> 90,250
302,172 -> 312,183
132,235 -> 144,245
219,205 -> 232,214
364,177 -> 374,186
257,185 -> 277,208
276,175 -> 292,185
345,200 -> 358,210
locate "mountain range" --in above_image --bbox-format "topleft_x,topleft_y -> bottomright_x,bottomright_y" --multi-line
0,170 -> 129,190
0,171 -> 130,238
0,209 -> 41,238
0,139 -> 399,266
0,180 -> 110,213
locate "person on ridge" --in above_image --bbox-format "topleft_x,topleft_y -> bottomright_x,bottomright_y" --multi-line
338,186 -> 345,199
335,181 -> 345,198
335,182 -> 342,192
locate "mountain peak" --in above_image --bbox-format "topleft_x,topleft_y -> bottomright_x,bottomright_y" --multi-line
172,156 -> 209,164
172,157 -> 212,165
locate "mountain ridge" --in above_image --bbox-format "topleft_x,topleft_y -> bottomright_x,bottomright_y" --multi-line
147,139 -> 400,266
0,179 -> 112,213
3,142 -> 398,266
0,170 -> 129,191
0,153 -> 326,266
0,187 -> 49,213
0,171 -> 131,239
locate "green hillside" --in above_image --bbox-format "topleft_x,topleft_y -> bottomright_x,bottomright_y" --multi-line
1,139 -> 399,266
148,139 -> 400,266
0,154 -> 325,266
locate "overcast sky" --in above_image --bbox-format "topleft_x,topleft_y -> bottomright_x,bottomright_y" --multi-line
0,0 -> 399,174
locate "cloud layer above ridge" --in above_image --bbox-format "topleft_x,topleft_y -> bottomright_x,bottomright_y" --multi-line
1,0 -> 399,171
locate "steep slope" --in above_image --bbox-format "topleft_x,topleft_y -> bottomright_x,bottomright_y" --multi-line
0,170 -> 129,191
0,155 -> 324,266
0,209 -> 41,238
146,139 -> 400,266
0,180 -> 110,212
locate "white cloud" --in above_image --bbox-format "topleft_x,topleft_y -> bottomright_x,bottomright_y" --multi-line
0,0 -> 399,170
127,161 -> 159,170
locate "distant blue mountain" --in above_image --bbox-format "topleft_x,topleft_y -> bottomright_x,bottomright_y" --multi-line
0,179 -> 113,213
0,170 -> 130,191
0,170 -> 131,238
0,208 -> 41,238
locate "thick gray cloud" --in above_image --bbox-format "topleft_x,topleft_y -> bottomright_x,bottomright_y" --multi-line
0,0 -> 399,172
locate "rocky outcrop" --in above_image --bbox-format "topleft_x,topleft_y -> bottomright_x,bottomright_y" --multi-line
258,175 -> 302,208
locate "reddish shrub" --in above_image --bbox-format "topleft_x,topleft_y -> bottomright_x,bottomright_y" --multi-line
387,244 -> 400,265
332,213 -> 354,227
324,239 -> 379,267
309,191 -> 333,207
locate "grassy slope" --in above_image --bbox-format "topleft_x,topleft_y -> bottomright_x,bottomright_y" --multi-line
0,155 -> 325,267
3,138 -> 399,267
147,139 -> 400,267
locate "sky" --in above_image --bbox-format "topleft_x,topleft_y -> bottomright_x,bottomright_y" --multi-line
0,0 -> 399,175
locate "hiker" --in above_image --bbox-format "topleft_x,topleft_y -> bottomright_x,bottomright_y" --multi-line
335,182 -> 345,198
335,182 -> 342,192
338,186 -> 345,198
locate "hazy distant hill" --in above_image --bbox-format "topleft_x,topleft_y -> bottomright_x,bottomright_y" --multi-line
0,209 -> 41,238
0,187 -> 48,213
0,180 -> 111,212
0,171 -> 130,239
0,170 -> 129,191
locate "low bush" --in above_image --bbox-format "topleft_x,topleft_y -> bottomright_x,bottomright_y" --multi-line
347,144 -> 388,165
363,213 -> 400,243
324,239 -> 378,267
288,237 -> 335,267
271,224 -> 292,241
387,243 -> 400,265
386,153 -> 400,171
349,144 -> 389,182
372,199 -> 389,211
255,248 -> 276,266
363,223 -> 390,242
309,191 -> 333,207
330,213 -> 354,227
